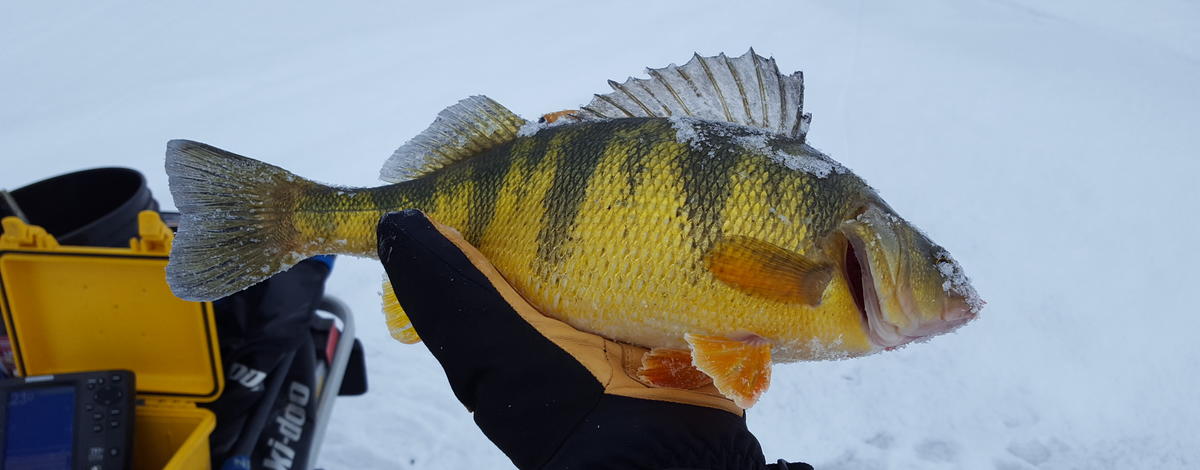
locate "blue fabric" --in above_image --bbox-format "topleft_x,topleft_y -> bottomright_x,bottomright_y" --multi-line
309,255 -> 336,271
220,455 -> 251,470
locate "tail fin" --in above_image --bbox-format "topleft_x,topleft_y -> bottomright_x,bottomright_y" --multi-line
165,139 -> 317,301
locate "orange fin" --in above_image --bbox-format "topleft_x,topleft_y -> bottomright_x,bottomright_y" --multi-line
539,109 -> 582,124
637,348 -> 713,389
382,280 -> 421,344
705,236 -> 832,305
685,334 -> 772,408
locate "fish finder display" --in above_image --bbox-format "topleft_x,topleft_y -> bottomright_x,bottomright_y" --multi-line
4,385 -> 75,469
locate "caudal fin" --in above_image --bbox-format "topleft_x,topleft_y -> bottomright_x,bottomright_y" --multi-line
165,139 -> 317,301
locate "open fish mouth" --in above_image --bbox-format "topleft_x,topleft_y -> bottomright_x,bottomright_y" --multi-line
842,235 -> 873,340
842,234 -> 903,349
842,229 -> 975,350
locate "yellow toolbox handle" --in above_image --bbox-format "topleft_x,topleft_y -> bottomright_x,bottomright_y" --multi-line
2,210 -> 172,254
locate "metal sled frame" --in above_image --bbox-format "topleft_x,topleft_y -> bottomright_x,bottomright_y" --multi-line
307,296 -> 355,470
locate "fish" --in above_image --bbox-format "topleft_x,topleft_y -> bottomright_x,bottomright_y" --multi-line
164,50 -> 983,408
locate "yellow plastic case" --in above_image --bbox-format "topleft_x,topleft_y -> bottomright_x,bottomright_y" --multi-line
0,211 -> 223,470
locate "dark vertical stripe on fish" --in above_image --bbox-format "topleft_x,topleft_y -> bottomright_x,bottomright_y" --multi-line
522,129 -> 555,175
386,173 -> 438,213
678,120 -> 742,265
519,133 -> 553,204
464,140 -> 519,245
617,119 -> 664,199
762,154 -> 789,232
535,125 -> 605,277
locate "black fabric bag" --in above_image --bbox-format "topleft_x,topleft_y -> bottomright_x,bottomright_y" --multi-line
203,256 -> 334,470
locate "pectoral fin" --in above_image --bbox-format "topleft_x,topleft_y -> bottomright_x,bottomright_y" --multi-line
685,334 -> 772,409
705,236 -> 833,305
637,348 -> 713,389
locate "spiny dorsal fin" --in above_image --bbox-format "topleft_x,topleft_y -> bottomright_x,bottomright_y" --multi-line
381,95 -> 527,183
578,49 -> 812,142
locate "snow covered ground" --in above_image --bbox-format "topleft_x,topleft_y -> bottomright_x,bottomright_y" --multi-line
3,1 -> 1198,468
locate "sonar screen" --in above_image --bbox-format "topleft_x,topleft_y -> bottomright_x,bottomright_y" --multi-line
0,370 -> 134,470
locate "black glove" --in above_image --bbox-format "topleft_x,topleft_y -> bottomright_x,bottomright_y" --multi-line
378,210 -> 813,470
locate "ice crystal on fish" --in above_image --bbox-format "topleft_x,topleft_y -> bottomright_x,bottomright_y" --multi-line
670,116 -> 705,149
796,335 -> 851,361
517,115 -> 578,137
517,120 -> 542,137
936,250 -> 984,314
733,132 -> 846,178
672,116 -> 846,178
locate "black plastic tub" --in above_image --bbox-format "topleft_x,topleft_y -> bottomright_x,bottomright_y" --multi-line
8,167 -> 159,247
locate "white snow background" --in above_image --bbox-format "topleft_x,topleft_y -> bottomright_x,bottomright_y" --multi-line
3,1 -> 1198,468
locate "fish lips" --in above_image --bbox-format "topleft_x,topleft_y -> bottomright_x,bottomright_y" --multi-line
841,223 -> 974,351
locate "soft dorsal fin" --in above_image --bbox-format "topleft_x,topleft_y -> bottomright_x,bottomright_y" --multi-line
381,95 -> 527,183
577,49 -> 812,141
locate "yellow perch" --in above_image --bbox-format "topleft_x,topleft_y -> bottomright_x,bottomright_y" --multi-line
165,50 -> 982,408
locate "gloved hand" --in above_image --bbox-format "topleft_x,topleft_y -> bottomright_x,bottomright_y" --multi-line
378,210 -> 813,470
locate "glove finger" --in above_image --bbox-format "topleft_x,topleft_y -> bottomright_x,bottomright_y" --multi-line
378,209 -> 493,292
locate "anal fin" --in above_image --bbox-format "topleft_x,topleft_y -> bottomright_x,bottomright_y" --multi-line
383,279 -> 421,344
685,334 -> 772,409
637,348 -> 713,389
